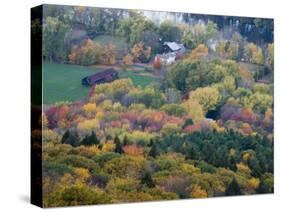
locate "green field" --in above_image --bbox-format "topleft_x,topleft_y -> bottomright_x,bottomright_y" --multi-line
119,71 -> 158,88
43,63 -> 100,104
43,63 -> 157,105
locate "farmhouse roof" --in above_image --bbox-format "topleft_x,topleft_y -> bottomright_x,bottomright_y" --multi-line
87,68 -> 118,82
164,42 -> 182,51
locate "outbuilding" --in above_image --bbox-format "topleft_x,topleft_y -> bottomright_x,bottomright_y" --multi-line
82,68 -> 119,86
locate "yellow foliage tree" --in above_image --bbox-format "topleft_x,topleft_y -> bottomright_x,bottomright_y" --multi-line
74,168 -> 90,184
229,148 -> 236,157
95,78 -> 133,98
131,42 -> 144,60
69,39 -> 102,65
216,40 -> 238,59
161,123 -> 181,136
245,43 -> 264,64
181,163 -> 201,175
95,111 -> 104,120
181,99 -> 204,123
43,129 -> 60,143
100,43 -> 116,65
190,44 -> 208,59
123,53 -> 134,68
127,130 -> 156,144
267,43 -> 274,69
190,185 -> 208,198
190,87 -> 220,113
77,145 -> 101,157
102,142 -> 115,152
242,152 -> 252,162
77,118 -> 100,134
236,162 -> 252,177
68,45 -> 79,64
41,112 -> 48,129
247,178 -> 260,190
83,103 -> 97,116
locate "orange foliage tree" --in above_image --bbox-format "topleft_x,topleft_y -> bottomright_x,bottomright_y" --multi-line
100,43 -> 117,65
123,145 -> 144,156
189,44 -> 208,59
123,53 -> 134,69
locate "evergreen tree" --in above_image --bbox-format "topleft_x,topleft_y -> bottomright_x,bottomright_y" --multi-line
114,136 -> 123,154
257,174 -> 273,194
140,172 -> 155,188
225,178 -> 242,196
148,139 -> 154,147
149,141 -> 159,158
249,157 -> 262,177
182,118 -> 193,129
105,134 -> 112,141
257,179 -> 268,194
61,130 -> 70,144
229,156 -> 237,171
123,135 -> 129,146
216,146 -> 229,168
61,130 -> 80,147
80,131 -> 99,146
187,145 -> 199,160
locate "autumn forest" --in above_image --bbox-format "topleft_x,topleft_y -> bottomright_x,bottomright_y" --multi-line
31,4 -> 274,207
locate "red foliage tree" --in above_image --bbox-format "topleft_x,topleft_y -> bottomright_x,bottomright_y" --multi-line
153,56 -> 162,69
183,123 -> 201,134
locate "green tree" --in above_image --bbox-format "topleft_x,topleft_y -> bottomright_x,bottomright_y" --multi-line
182,118 -> 194,129
118,13 -> 156,45
182,31 -> 196,49
257,173 -> 274,193
114,136 -> 124,154
186,145 -> 199,160
205,21 -> 218,39
245,92 -> 273,114
159,20 -> 182,42
51,185 -> 111,206
225,178 -> 242,196
165,59 -> 236,93
140,172 -> 155,188
160,104 -> 186,117
123,135 -> 130,146
61,130 -> 80,147
149,141 -> 159,158
43,17 -> 69,62
80,131 -> 99,146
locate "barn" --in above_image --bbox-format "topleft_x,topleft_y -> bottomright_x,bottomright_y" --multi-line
82,68 -> 119,86
154,42 -> 186,65
163,42 -> 186,54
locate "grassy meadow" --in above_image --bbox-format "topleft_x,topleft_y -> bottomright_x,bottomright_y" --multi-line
43,63 -> 100,104
43,63 -> 157,104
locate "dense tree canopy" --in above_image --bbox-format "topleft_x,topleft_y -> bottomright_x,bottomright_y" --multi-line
39,5 -> 274,207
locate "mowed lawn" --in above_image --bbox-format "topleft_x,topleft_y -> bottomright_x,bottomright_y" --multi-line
43,63 -> 157,104
43,63 -> 101,104
119,71 -> 158,88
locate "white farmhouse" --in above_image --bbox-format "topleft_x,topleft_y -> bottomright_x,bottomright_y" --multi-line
155,42 -> 186,65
